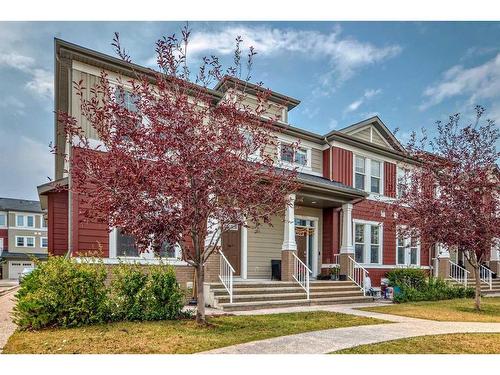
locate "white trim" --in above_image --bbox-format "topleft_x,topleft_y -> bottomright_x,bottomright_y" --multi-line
371,126 -> 395,149
396,227 -> 421,266
277,140 -> 312,171
353,154 -> 384,195
352,219 -> 383,265
240,223 -> 248,280
0,211 -> 6,228
15,213 -> 36,229
40,237 -> 48,249
282,194 -> 297,251
295,214 -> 320,277
0,238 -> 3,254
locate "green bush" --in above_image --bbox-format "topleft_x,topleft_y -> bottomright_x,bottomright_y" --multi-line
109,262 -> 184,321
391,271 -> 475,303
387,268 -> 427,289
13,257 -> 109,330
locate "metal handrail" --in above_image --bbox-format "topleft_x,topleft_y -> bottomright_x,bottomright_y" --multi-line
480,264 -> 493,290
218,250 -> 235,303
347,256 -> 369,296
291,252 -> 311,300
449,260 -> 470,286
332,253 -> 340,266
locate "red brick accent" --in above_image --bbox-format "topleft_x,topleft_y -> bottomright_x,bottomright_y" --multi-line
47,190 -> 69,256
332,147 -> 353,186
384,162 -> 396,198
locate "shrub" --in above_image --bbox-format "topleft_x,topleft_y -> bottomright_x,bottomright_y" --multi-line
110,262 -> 184,321
13,257 -> 109,330
387,268 -> 427,289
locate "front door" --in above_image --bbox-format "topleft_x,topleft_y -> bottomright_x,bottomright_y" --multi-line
222,225 -> 241,276
295,218 -> 316,273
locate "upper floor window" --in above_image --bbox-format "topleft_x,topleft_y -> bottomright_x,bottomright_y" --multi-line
41,237 -> 48,248
397,231 -> 420,266
354,154 -> 384,195
354,221 -> 382,265
279,142 -> 308,167
0,213 -> 5,227
397,167 -> 409,199
355,156 -> 366,190
16,214 -> 35,228
115,87 -> 138,113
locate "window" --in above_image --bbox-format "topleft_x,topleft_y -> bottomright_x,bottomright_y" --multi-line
396,229 -> 420,266
41,216 -> 48,228
0,213 -> 6,227
353,221 -> 383,264
355,156 -> 366,190
16,236 -> 35,248
159,242 -> 177,258
397,167 -> 409,199
41,237 -> 48,248
370,160 -> 381,194
115,87 -> 138,112
279,143 -> 308,166
26,215 -> 34,228
116,229 -> 140,257
16,215 -> 24,227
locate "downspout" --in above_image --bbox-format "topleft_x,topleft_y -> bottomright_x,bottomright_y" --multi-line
324,137 -> 333,181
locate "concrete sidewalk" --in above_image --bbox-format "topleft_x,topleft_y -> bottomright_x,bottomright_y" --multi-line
0,288 -> 18,353
203,305 -> 500,354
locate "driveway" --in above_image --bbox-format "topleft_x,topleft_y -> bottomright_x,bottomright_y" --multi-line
0,288 -> 18,353
204,304 -> 500,354
0,280 -> 18,297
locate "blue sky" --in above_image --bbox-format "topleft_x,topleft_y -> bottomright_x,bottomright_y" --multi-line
1,21 -> 499,200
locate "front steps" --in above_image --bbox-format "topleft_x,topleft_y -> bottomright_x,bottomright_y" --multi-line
205,280 -> 373,311
447,278 -> 500,295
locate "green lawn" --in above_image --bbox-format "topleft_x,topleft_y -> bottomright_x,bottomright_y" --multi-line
332,333 -> 500,354
360,297 -> 500,322
3,311 -> 385,354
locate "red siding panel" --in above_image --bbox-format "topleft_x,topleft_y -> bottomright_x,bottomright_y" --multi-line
322,208 -> 340,264
0,229 -> 7,250
331,147 -> 353,186
322,148 -> 331,179
47,190 -> 68,256
384,162 -> 397,198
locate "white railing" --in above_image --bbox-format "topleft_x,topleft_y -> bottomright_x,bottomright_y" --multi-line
218,251 -> 235,303
292,252 -> 310,300
449,260 -> 469,286
480,264 -> 493,290
332,253 -> 340,266
347,256 -> 369,296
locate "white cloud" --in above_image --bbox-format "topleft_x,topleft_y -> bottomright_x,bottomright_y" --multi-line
420,53 -> 500,110
182,25 -> 401,92
25,68 -> 54,98
328,118 -> 339,130
344,88 -> 382,114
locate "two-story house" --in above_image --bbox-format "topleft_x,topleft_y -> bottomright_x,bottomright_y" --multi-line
38,39 -> 499,309
0,198 -> 48,279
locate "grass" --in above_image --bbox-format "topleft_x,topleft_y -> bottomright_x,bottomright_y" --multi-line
332,333 -> 500,354
360,297 -> 500,322
3,311 -> 385,354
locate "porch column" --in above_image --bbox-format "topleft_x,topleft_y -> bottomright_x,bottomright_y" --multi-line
489,238 -> 500,275
240,222 -> 248,280
437,243 -> 450,279
339,203 -> 354,280
281,194 -> 297,281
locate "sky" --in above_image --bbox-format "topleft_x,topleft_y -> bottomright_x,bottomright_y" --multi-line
1,21 -> 499,200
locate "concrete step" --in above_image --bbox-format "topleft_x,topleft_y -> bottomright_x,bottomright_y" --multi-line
215,290 -> 364,304
207,280 -> 354,289
218,295 -> 373,312
211,285 -> 360,296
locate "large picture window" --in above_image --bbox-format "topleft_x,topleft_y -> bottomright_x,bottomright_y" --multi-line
353,221 -> 382,264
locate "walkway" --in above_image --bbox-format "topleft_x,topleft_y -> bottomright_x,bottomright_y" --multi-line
0,288 -> 17,353
204,304 -> 500,354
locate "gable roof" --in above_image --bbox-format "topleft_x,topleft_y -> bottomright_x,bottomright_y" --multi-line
0,197 -> 43,213
333,116 -> 405,152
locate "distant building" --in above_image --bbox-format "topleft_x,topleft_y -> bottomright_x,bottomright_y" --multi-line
0,197 -> 47,279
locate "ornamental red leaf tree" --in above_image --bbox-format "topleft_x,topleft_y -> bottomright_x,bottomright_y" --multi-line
392,106 -> 500,310
58,28 -> 300,324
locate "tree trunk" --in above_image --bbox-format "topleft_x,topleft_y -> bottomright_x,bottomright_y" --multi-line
473,264 -> 481,311
196,262 -> 207,325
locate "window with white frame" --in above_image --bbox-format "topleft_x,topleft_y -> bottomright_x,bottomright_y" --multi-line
16,214 -> 35,228
354,156 -> 366,190
41,237 -> 48,248
0,213 -> 6,227
27,215 -> 34,228
397,167 -> 409,199
114,229 -> 179,259
16,215 -> 24,227
16,236 -> 35,248
41,215 -> 48,229
354,221 -> 383,264
115,87 -> 138,112
396,230 -> 420,266
370,160 -> 381,194
279,142 -> 309,167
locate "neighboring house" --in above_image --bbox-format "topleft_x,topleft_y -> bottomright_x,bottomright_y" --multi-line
37,39 -> 499,299
0,198 -> 48,280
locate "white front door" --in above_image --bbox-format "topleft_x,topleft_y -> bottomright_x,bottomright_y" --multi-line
8,261 -> 33,280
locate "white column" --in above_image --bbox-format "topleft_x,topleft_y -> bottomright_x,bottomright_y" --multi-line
241,223 -> 248,279
108,227 -> 117,258
205,217 -> 221,249
340,203 -> 354,253
281,194 -> 297,251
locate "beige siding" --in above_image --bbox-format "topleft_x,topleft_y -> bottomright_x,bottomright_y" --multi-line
371,130 -> 389,148
246,205 -> 323,279
71,69 -> 100,140
239,92 -> 286,122
310,147 -> 322,174
351,127 -> 371,143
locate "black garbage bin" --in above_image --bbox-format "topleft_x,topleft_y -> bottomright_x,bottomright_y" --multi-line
271,259 -> 281,280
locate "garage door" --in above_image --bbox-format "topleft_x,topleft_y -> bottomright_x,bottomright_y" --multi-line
8,261 -> 33,280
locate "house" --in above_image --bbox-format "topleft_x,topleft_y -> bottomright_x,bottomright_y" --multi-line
0,198 -> 48,279
37,39 -> 500,308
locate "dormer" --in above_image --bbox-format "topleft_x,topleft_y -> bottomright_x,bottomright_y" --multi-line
214,76 -> 300,124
